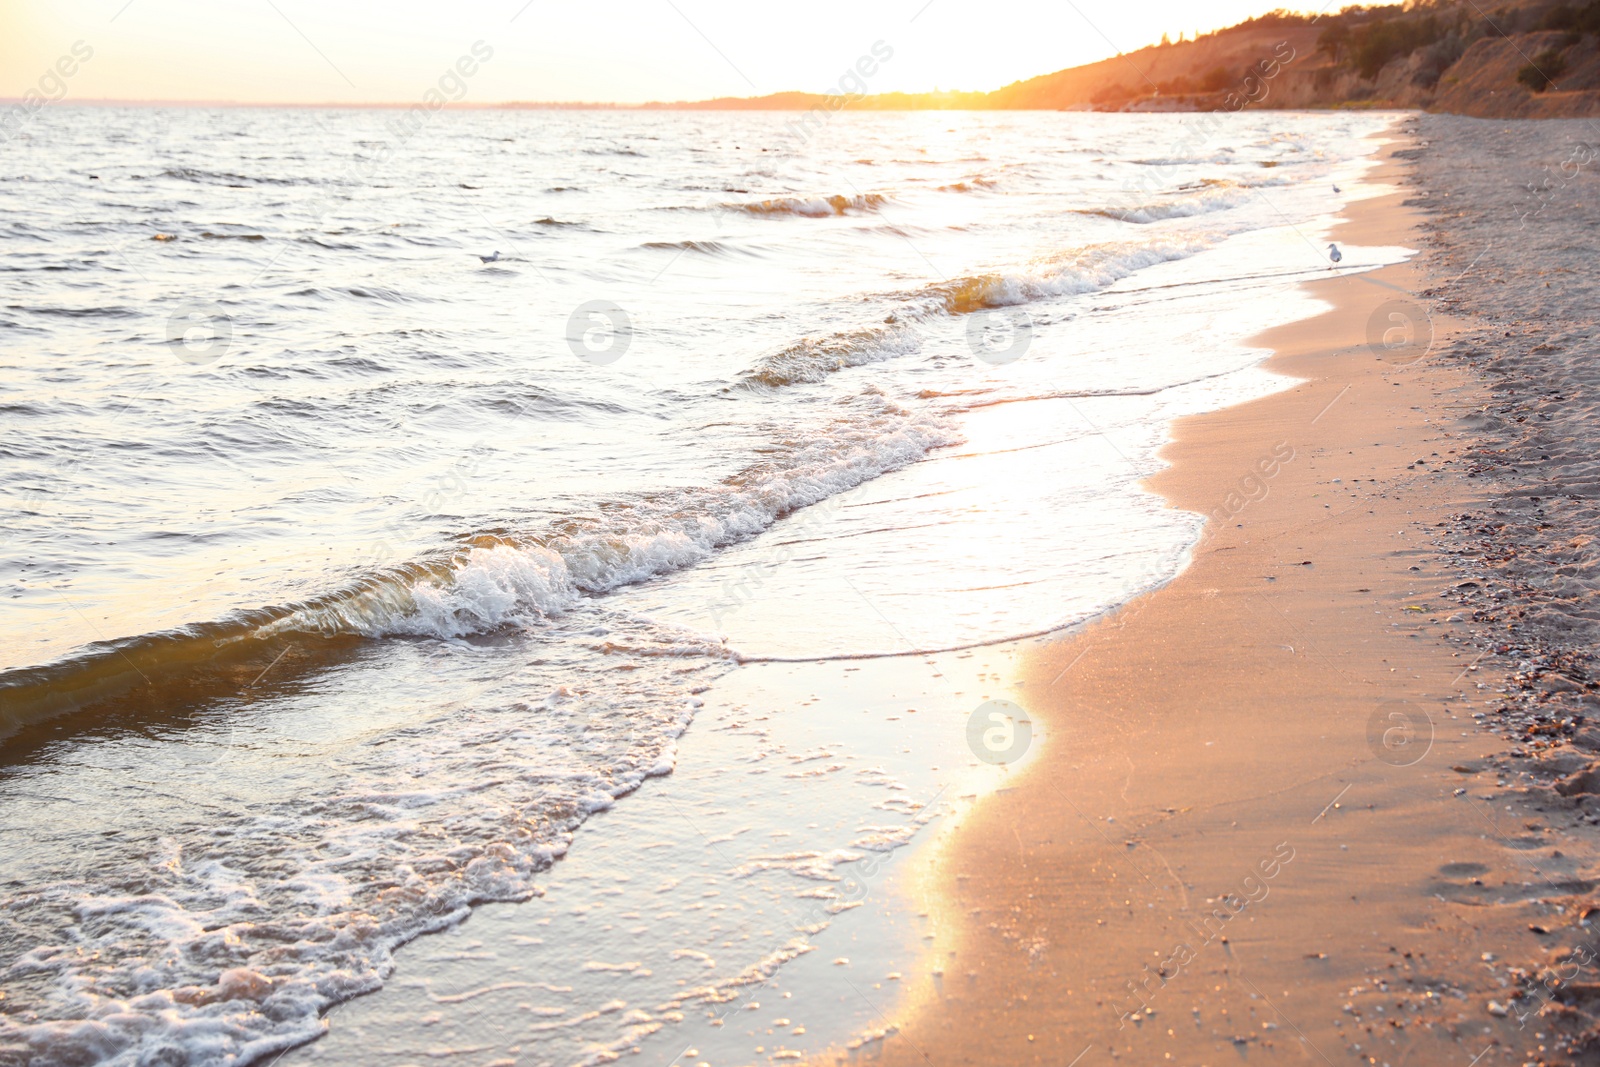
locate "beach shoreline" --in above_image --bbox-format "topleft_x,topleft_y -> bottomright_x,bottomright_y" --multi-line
14,110 -> 1600,1067
4,109 -> 1416,1067
859,123 -> 1600,1066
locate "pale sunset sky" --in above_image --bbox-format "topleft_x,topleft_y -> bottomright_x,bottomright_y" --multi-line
4,0 -> 1308,104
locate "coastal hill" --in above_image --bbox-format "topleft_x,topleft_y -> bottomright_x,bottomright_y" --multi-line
623,1 -> 1600,117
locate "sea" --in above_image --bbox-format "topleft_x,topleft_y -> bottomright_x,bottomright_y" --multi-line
0,106 -> 1410,1066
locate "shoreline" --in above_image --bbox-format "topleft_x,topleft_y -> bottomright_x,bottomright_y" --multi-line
5,110 -> 1409,1067
15,110 -> 1599,1067
863,125 -> 1596,1066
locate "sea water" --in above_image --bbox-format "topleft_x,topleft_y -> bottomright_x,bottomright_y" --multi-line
0,107 -> 1411,1065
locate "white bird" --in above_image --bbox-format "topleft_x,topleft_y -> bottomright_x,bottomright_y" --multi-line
478,251 -> 502,263
1327,243 -> 1343,268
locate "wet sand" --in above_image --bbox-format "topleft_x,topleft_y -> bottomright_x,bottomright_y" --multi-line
865,129 -> 1600,1066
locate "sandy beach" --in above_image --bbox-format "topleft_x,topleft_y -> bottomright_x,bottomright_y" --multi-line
864,121 -> 1600,1067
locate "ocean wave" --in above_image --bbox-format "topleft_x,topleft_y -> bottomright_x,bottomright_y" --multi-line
919,234 -> 1214,313
157,167 -> 307,187
1078,179 -> 1259,224
859,223 -> 936,238
935,178 -> 998,193
639,239 -> 755,257
296,234 -> 363,250
266,401 -> 955,638
284,284 -> 417,303
1130,150 -> 1238,166
0,612 -> 729,1067
737,325 -> 921,388
732,235 -> 1214,389
0,398 -> 957,733
732,192 -> 889,217
10,304 -> 142,319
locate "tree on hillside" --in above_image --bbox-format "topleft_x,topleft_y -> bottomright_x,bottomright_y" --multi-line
1236,7 -> 1316,27
1317,5 -> 1456,79
1319,21 -> 1353,61
1541,0 -> 1600,34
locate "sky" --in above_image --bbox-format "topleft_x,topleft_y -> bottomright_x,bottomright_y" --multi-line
3,0 -> 1309,104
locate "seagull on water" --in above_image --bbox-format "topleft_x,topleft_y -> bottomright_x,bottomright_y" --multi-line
1332,183 -> 1342,193
479,251 -> 502,263
1327,243 -> 1343,268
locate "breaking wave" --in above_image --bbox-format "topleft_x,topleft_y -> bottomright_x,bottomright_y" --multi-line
735,234 -> 1214,388
0,398 -> 958,734
732,192 -> 890,217
1082,177 -> 1293,224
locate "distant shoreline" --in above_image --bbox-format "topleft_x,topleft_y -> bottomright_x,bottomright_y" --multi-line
6,99 -> 1581,114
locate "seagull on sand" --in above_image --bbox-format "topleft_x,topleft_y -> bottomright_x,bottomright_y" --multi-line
1327,243 -> 1343,268
478,251 -> 502,263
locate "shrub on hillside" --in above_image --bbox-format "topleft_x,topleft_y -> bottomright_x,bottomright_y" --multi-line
1413,34 -> 1467,87
1516,49 -> 1569,91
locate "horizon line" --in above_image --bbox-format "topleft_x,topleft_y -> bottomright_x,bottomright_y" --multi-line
5,92 -> 994,110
